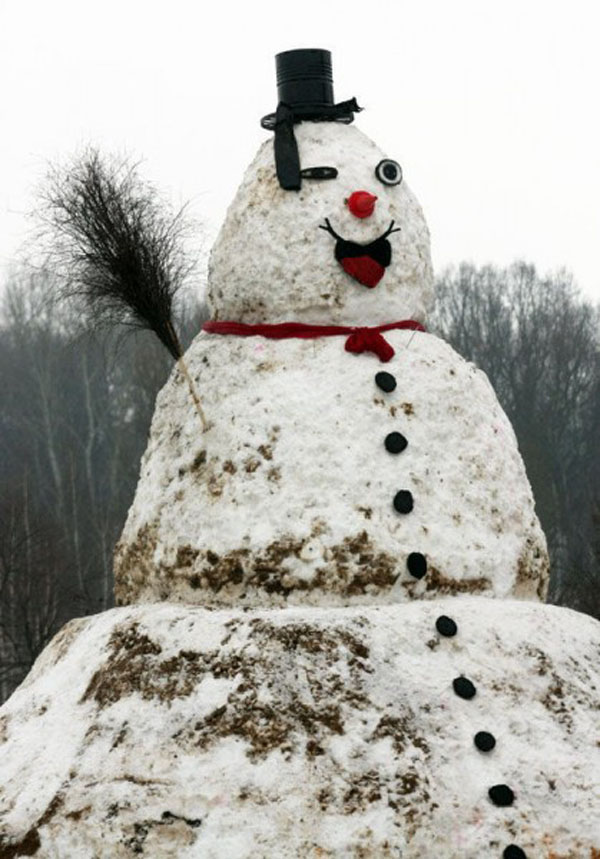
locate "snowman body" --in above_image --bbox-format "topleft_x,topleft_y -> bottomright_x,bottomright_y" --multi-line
115,122 -> 548,607
3,77 -> 600,859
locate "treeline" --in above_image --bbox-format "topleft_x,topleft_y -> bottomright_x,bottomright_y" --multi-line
0,268 -> 206,702
433,262 -> 600,616
0,261 -> 598,703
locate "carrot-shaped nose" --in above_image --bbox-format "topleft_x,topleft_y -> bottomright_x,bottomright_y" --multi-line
346,190 -> 377,219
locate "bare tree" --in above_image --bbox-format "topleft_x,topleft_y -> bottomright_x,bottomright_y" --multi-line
433,262 -> 600,617
0,484 -> 66,701
0,263 -> 208,702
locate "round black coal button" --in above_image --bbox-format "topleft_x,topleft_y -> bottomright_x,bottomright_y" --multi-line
435,615 -> 457,637
393,490 -> 413,514
407,552 -> 427,579
474,731 -> 496,752
375,371 -> 396,393
452,676 -> 476,699
384,431 -> 407,454
503,846 -> 527,859
488,784 -> 515,807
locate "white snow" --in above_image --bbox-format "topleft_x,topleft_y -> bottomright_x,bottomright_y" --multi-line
115,120 -> 546,608
0,599 -> 598,857
115,329 -> 548,606
207,122 -> 434,326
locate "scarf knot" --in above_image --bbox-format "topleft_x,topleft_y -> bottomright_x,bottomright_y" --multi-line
345,327 -> 395,362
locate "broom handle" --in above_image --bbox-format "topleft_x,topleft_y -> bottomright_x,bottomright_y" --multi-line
167,321 -> 208,432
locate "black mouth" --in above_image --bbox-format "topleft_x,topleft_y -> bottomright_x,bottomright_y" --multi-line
319,219 -> 401,267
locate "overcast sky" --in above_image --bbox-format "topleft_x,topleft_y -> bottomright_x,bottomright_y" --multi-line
1,0 -> 599,301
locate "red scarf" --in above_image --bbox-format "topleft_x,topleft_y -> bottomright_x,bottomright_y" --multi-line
202,319 -> 425,363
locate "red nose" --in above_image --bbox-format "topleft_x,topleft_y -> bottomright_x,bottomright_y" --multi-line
346,190 -> 377,219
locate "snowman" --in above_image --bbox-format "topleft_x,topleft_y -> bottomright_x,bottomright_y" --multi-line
0,50 -> 598,859
114,48 -> 547,609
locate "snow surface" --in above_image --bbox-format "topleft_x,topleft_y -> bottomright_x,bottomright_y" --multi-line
115,330 -> 548,607
0,599 -> 598,858
207,122 -> 434,326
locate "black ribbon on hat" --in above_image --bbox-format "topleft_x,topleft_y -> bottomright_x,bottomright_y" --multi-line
261,97 -> 362,191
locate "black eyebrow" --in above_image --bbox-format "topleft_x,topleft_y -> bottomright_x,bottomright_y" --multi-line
300,167 -> 338,180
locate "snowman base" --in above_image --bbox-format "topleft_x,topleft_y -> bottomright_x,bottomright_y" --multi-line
0,598 -> 598,858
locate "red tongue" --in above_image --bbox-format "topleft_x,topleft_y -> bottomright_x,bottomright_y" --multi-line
341,256 -> 385,288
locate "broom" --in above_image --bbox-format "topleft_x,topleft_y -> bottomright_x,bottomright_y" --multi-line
40,148 -> 208,431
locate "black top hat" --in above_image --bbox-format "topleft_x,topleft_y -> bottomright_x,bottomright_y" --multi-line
261,49 -> 361,191
276,49 -> 334,112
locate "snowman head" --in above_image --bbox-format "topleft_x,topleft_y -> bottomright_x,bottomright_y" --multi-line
207,50 -> 433,325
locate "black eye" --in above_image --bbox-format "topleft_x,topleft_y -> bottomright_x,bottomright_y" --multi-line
375,159 -> 402,186
300,167 -> 338,180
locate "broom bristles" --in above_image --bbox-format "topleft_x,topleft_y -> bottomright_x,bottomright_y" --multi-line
41,148 -> 189,360
40,148 -> 209,431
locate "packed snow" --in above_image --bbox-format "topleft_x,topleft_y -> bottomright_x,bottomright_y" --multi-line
115,329 -> 547,607
208,123 -> 433,326
0,600 -> 598,857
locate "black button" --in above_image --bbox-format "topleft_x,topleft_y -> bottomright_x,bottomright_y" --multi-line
503,846 -> 527,859
393,490 -> 413,514
488,784 -> 515,807
407,552 -> 427,579
453,676 -> 476,699
474,731 -> 496,752
375,371 -> 396,392
435,615 -> 457,636
384,431 -> 407,454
